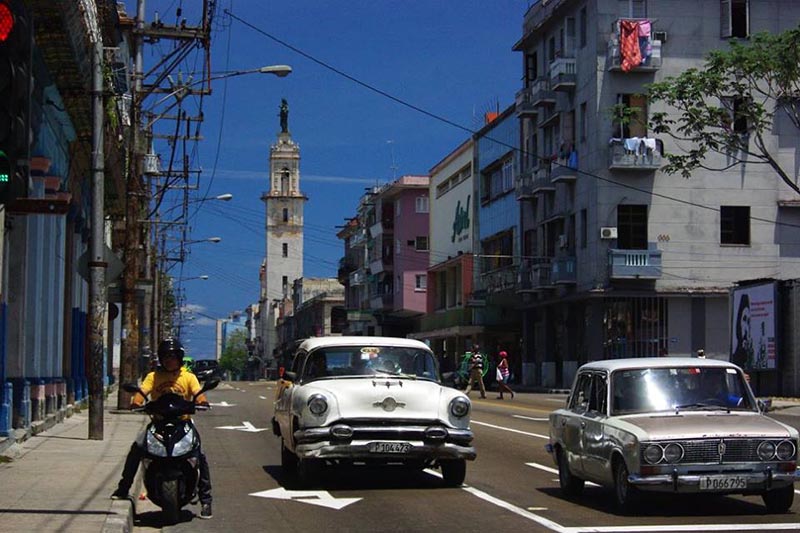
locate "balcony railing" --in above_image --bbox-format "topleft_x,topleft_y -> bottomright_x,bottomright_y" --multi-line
608,138 -> 663,170
608,247 -> 662,279
607,19 -> 662,72
370,293 -> 394,310
420,307 -> 473,331
515,167 -> 536,199
349,269 -> 366,286
550,57 -> 576,90
517,258 -> 552,292
515,87 -> 538,117
369,257 -> 393,275
481,264 -> 519,294
550,155 -> 578,183
551,256 -> 576,284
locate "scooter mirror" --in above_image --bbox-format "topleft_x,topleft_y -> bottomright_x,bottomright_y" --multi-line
122,383 -> 143,395
202,378 -> 221,393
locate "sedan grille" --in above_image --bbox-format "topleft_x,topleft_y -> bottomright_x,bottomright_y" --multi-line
641,438 -> 795,464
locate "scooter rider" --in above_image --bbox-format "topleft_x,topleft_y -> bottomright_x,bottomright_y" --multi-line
111,338 -> 214,519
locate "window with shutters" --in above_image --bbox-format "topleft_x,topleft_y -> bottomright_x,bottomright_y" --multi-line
721,0 -> 749,39
415,274 -> 427,291
282,243 -> 288,257
415,196 -> 429,213
525,53 -> 537,86
415,236 -> 429,252
619,0 -> 646,17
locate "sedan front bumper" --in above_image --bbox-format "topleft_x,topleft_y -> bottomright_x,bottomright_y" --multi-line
629,468 -> 800,493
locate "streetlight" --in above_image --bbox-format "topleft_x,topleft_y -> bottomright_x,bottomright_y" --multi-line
179,275 -> 209,281
185,237 -> 221,244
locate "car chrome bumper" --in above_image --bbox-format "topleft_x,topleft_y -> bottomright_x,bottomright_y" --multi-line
629,469 -> 799,493
294,440 -> 477,461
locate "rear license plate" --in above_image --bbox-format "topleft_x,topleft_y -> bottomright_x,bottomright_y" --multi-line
368,442 -> 411,454
699,475 -> 747,491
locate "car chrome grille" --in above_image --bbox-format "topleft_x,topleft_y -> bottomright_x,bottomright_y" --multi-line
642,439 -> 763,464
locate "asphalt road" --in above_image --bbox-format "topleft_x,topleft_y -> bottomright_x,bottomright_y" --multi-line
132,381 -> 800,532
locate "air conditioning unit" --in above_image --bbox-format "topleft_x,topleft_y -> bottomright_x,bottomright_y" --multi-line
600,227 -> 618,240
557,234 -> 568,249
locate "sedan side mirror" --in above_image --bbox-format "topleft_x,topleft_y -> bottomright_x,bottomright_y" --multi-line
757,398 -> 772,413
283,371 -> 297,382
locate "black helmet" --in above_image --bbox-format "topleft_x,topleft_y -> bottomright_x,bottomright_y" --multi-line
157,338 -> 185,365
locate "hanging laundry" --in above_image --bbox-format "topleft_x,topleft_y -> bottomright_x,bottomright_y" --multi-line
619,19 -> 641,72
638,20 -> 652,65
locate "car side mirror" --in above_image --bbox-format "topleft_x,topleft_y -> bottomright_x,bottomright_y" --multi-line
283,371 -> 297,382
757,398 -> 772,413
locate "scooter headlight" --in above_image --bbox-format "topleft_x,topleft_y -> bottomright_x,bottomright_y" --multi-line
146,428 -> 168,457
172,425 -> 196,457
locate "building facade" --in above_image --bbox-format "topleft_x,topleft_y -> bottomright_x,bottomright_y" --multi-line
513,0 -> 800,388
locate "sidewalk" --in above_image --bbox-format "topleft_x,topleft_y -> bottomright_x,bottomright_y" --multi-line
0,396 -> 146,533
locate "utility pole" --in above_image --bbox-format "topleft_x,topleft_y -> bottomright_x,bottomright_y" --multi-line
88,34 -> 106,439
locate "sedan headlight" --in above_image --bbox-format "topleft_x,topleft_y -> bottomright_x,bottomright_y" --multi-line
758,440 -> 776,461
308,394 -> 328,416
663,443 -> 684,464
449,397 -> 470,418
643,444 -> 663,465
776,440 -> 796,461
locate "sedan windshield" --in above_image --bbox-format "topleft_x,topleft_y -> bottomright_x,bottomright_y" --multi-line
302,346 -> 439,382
611,366 -> 755,415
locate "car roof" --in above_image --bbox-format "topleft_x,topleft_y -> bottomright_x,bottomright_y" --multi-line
297,336 -> 432,353
578,357 -> 742,373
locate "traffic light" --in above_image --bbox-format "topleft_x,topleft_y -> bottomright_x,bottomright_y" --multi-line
0,0 -> 31,205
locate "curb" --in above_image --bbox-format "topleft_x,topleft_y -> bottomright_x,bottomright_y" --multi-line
102,468 -> 144,533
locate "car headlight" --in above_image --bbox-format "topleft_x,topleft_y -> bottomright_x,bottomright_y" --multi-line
758,440 -> 776,461
776,440 -> 796,461
449,397 -> 470,418
308,394 -> 328,416
643,444 -> 663,465
663,443 -> 684,464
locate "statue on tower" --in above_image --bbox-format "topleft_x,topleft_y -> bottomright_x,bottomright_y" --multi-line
279,99 -> 289,133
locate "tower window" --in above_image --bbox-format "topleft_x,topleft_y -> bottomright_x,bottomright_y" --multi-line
283,208 -> 289,222
282,243 -> 288,257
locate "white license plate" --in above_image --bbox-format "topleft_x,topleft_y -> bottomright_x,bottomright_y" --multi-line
368,442 -> 411,454
699,475 -> 747,491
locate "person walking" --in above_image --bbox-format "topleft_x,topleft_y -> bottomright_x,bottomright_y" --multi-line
111,338 -> 214,520
495,351 -> 515,400
464,345 -> 487,399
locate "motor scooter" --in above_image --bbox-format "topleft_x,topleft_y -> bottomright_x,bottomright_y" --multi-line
122,379 -> 219,524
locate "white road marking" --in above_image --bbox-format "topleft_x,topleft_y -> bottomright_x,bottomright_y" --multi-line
259,396 -> 268,400
513,415 -> 549,422
215,421 -> 269,433
547,398 -> 568,403
250,487 -> 361,510
525,462 -> 601,487
472,420 -> 549,439
209,400 -> 236,407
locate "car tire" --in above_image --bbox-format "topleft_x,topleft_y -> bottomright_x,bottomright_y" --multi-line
440,459 -> 467,487
297,458 -> 322,488
557,448 -> 584,498
280,439 -> 297,475
613,458 -> 640,513
762,485 -> 794,513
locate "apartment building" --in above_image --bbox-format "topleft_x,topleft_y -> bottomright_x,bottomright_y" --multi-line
513,0 -> 800,388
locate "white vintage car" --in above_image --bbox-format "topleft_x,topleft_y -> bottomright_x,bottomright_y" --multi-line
548,358 -> 799,513
272,336 -> 476,486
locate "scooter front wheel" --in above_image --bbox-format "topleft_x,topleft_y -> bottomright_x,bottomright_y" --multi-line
161,479 -> 181,525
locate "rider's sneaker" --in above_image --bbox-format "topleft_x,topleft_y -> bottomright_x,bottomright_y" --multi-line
110,489 -> 129,500
199,503 -> 213,519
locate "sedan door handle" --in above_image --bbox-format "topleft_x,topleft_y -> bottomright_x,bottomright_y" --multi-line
580,421 -> 586,428
560,419 -> 567,427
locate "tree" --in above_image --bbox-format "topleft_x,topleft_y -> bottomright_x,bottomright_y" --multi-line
644,26 -> 800,194
219,329 -> 249,379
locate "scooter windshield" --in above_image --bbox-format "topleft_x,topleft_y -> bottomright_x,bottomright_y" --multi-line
144,392 -> 195,418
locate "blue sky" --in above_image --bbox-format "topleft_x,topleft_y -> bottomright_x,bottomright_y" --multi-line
131,1 -> 527,357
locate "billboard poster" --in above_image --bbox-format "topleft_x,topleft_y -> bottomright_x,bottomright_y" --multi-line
730,282 -> 777,371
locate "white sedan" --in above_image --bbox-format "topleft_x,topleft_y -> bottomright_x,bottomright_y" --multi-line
272,336 -> 476,487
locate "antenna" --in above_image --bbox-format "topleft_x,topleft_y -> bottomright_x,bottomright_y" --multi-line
387,140 -> 398,180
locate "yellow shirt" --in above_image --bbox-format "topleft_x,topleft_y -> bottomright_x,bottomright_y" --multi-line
132,367 -> 207,407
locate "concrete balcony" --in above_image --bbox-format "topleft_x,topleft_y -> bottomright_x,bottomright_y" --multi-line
370,293 -> 394,311
608,20 -> 662,72
349,269 -> 366,286
550,57 -> 576,91
421,307 -> 473,331
515,167 -> 536,199
608,138 -> 663,170
539,108 -> 560,128
517,259 -> 552,292
369,257 -> 393,275
369,219 -> 394,238
481,264 -> 519,295
515,87 -> 539,118
551,256 -> 576,284
608,246 -> 662,279
550,156 -> 578,183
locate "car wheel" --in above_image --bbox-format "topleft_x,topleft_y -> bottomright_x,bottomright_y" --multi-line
762,485 -> 794,513
557,448 -> 584,498
280,439 -> 297,475
440,459 -> 467,487
613,458 -> 640,513
297,458 -> 323,488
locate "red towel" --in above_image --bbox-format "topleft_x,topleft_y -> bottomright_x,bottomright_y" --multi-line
619,20 -> 641,72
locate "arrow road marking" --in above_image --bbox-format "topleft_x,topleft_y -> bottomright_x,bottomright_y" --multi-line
209,401 -> 236,407
215,421 -> 269,433
249,487 -> 361,510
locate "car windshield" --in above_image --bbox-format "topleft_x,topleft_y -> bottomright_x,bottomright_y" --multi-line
302,345 -> 439,382
610,366 -> 756,415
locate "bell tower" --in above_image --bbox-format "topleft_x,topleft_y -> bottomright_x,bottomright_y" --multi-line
261,99 -> 306,359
